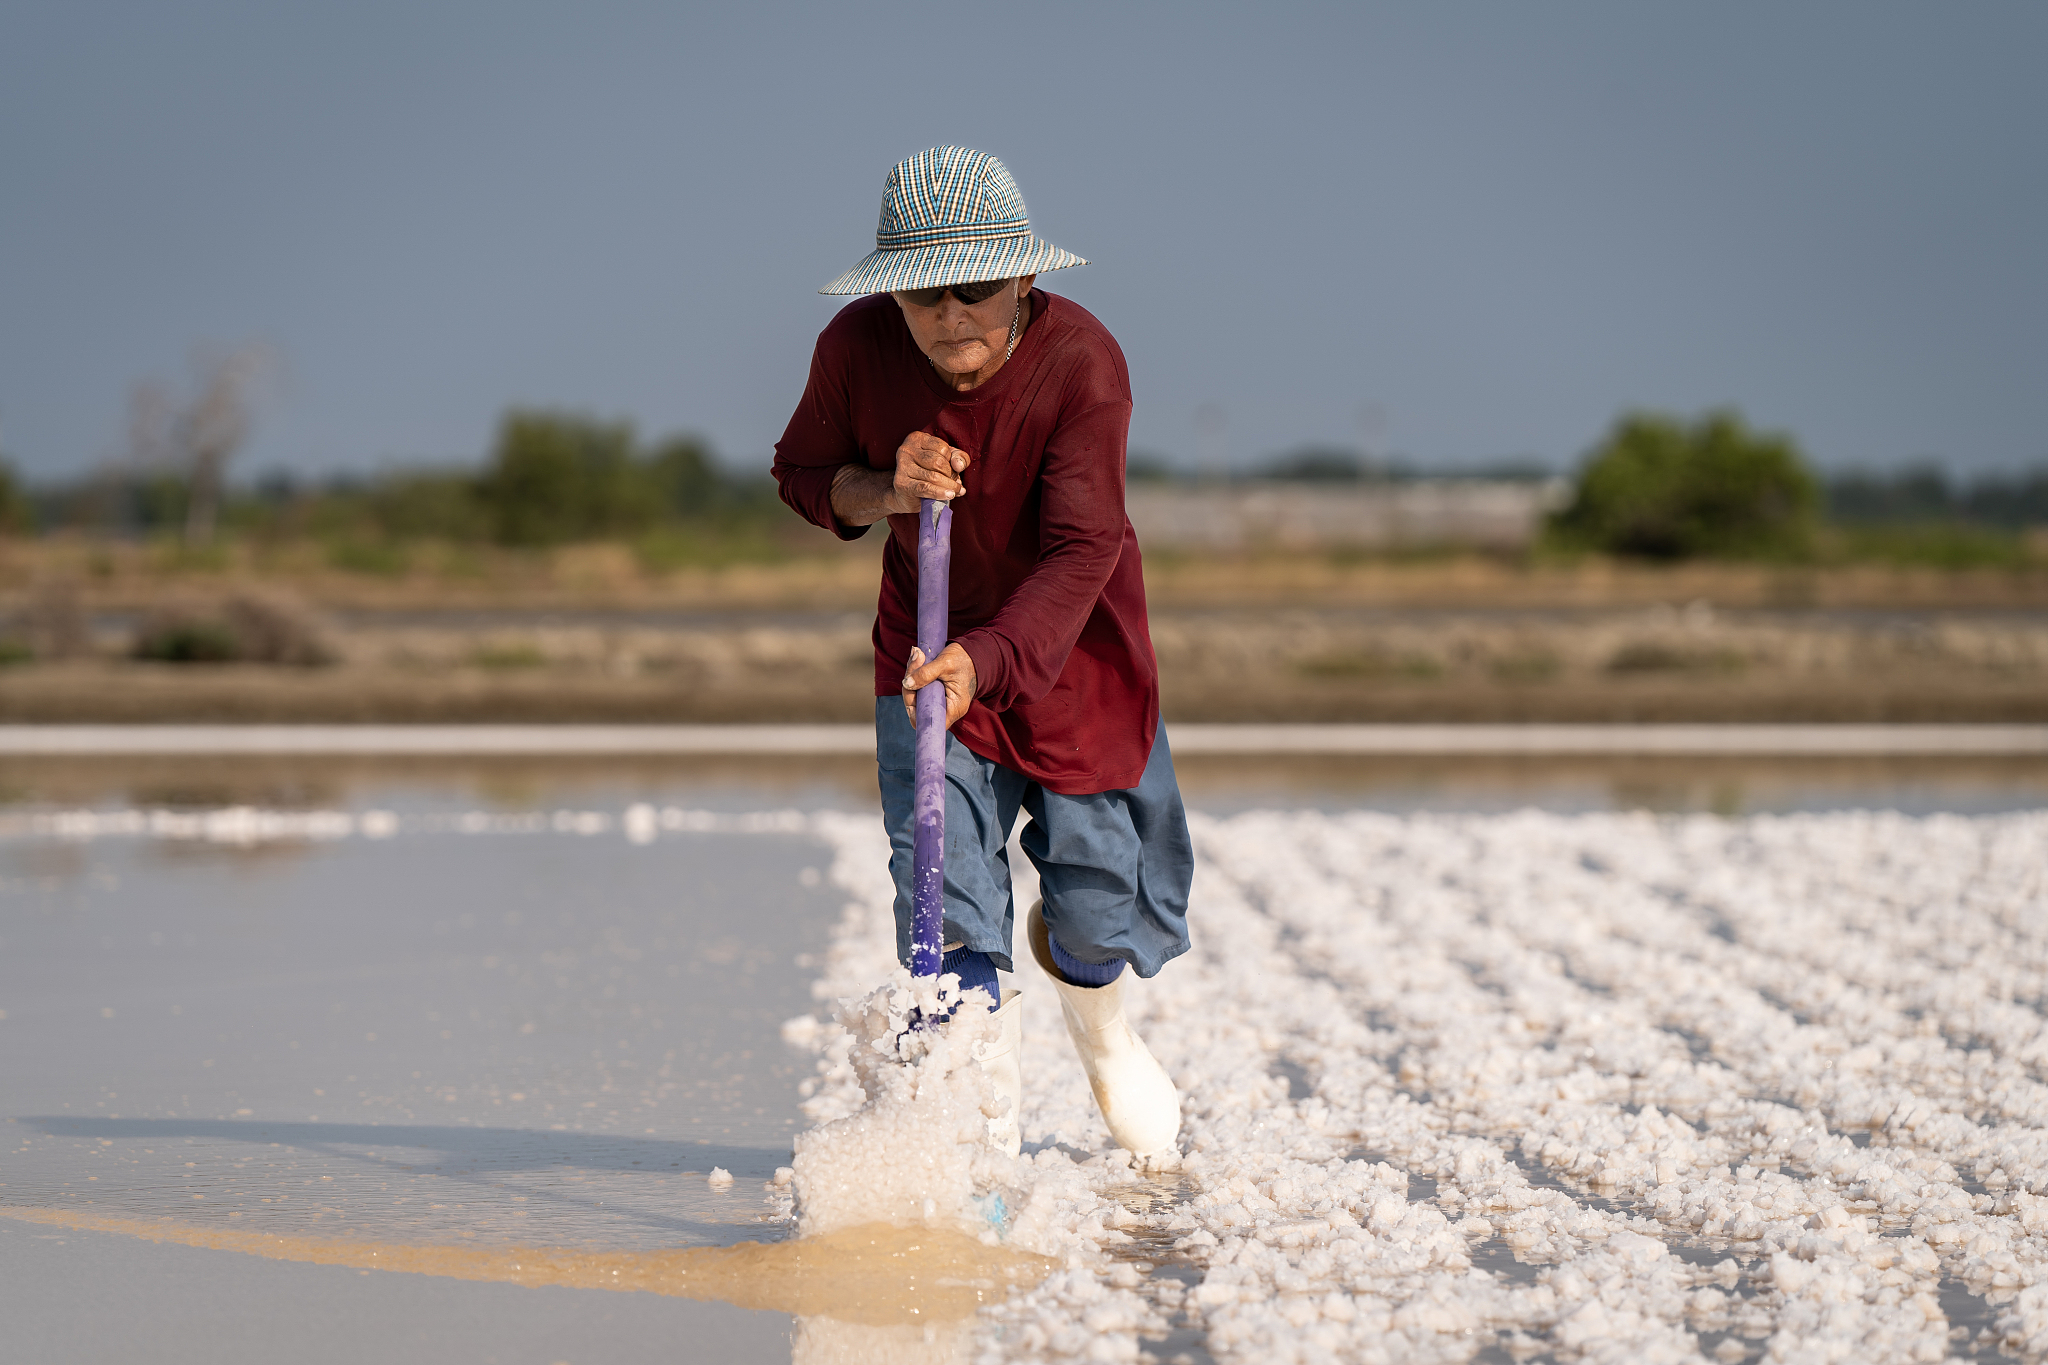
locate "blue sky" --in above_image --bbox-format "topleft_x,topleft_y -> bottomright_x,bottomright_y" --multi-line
3,1 -> 2043,480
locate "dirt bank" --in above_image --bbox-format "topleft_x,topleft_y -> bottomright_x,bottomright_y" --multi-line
0,598 -> 2041,723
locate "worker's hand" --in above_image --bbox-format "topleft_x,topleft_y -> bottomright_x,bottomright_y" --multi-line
889,432 -> 971,515
902,643 -> 976,729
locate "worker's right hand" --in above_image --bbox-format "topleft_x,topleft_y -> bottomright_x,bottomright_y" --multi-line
889,431 -> 971,514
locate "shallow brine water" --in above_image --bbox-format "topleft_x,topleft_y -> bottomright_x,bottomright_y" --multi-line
3,758 -> 2046,1363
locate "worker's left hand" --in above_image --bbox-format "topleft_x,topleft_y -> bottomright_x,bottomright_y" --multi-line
902,643 -> 976,729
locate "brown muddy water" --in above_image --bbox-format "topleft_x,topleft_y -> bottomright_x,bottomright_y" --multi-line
2,754 -> 2043,1363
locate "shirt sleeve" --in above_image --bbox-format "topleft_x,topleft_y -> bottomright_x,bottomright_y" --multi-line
771,333 -> 870,541
955,385 -> 1133,710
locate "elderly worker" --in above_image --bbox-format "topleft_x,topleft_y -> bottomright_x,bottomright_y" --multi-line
772,147 -> 1189,1161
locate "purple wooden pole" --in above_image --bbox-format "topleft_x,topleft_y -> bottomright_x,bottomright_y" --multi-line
910,497 -> 953,979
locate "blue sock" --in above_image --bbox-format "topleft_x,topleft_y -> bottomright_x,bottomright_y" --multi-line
1048,933 -> 1125,987
941,946 -> 1001,1011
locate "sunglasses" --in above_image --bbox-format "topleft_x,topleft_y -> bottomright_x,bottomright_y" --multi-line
896,278 -> 1013,308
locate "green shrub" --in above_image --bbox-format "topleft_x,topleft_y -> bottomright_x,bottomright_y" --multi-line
468,413 -> 767,547
478,412 -> 642,546
135,619 -> 242,663
643,435 -> 724,515
1550,410 -> 1818,559
1605,643 -> 1746,675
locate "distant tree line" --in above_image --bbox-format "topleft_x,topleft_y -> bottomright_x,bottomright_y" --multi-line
1129,447 -> 1556,484
1235,414 -> 2046,564
0,410 -> 780,551
0,406 -> 2041,567
1824,465 -> 2048,529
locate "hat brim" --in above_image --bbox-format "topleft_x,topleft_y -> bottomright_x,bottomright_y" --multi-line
820,235 -> 1086,295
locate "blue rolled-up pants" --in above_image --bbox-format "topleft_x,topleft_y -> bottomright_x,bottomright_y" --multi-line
875,698 -> 1193,978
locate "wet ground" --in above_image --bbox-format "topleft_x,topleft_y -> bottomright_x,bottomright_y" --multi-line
4,755 -> 2046,1362
1,771 -> 846,1362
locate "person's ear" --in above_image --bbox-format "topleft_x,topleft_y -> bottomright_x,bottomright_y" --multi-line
1016,274 -> 1037,295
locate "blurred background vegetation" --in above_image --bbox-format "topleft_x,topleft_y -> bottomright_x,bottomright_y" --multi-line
1548,410 -> 1819,561
0,404 -> 2039,720
0,409 -> 791,576
1543,409 -> 2048,568
0,404 -> 2041,573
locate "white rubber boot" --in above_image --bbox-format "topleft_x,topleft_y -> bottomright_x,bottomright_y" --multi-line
972,988 -> 1024,1158
1026,901 -> 1181,1159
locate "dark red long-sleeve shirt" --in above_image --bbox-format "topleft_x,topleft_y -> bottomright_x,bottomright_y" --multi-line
772,289 -> 1159,795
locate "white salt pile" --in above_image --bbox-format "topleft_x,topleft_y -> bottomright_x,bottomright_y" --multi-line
785,807 -> 2048,1363
785,816 -> 1170,1357
788,969 -> 1009,1235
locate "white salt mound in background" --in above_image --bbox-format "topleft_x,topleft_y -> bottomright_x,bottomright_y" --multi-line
786,808 -> 2048,1364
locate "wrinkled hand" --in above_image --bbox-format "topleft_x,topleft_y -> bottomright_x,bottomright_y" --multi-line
889,432 -> 971,515
902,643 -> 976,729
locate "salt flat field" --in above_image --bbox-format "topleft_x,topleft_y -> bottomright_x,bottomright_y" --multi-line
3,760 -> 2045,1363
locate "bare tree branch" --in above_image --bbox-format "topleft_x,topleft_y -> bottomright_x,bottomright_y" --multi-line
180,345 -> 271,545
125,381 -> 175,470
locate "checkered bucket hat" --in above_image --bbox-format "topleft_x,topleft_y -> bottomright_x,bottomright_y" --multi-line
820,147 -> 1087,295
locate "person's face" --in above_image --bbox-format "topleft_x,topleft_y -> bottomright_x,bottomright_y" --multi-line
892,274 -> 1036,378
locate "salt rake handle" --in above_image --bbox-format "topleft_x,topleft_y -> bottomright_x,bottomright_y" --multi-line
911,496 -> 953,980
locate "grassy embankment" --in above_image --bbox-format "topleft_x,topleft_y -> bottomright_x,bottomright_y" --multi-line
0,533 -> 2044,724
